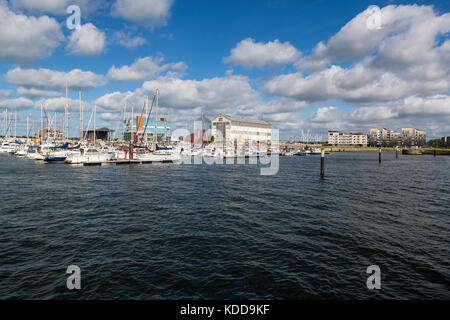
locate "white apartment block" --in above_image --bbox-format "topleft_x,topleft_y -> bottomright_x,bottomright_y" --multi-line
328,131 -> 368,147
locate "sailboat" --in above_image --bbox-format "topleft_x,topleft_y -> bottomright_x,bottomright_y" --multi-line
131,90 -> 181,163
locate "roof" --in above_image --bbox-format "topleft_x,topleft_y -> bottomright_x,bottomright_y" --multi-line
83,128 -> 115,132
218,114 -> 271,128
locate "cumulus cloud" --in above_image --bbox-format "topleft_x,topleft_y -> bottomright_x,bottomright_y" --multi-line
224,38 -> 300,69
96,74 -> 260,112
107,57 -> 187,82
265,5 -> 449,131
17,87 -> 62,99
0,2 -> 64,64
5,67 -> 106,91
0,89 -> 12,99
10,0 -> 103,16
113,31 -> 147,48
310,106 -> 342,123
111,0 -> 173,29
66,23 -> 106,56
36,97 -> 86,112
0,97 -> 34,110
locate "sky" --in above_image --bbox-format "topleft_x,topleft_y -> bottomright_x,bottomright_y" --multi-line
0,0 -> 449,140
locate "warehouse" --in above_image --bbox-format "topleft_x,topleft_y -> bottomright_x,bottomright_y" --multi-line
211,114 -> 272,151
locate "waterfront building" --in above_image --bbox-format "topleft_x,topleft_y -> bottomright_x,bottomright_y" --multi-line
123,116 -> 171,144
328,131 -> 368,147
83,128 -> 115,141
369,128 -> 401,147
36,128 -> 64,141
211,114 -> 272,150
402,128 -> 427,147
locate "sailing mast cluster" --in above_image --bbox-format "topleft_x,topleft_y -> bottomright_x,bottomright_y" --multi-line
0,88 -> 182,165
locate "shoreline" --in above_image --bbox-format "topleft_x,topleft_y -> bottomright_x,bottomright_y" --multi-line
322,147 -> 450,155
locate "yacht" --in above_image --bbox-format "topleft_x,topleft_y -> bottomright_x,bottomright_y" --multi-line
0,142 -> 15,154
65,147 -> 114,165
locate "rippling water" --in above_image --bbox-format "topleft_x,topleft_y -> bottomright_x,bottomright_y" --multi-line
0,152 -> 449,299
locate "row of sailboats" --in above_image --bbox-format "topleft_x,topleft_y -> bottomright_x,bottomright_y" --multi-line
1,88 -> 182,165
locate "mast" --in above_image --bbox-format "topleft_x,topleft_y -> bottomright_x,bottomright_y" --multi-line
40,103 -> 43,144
14,109 -> 16,140
154,89 -> 159,149
93,103 -> 96,145
26,114 -> 29,140
131,104 -> 134,135
65,83 -> 69,139
146,95 -> 149,144
79,89 -> 83,142
122,104 -> 126,141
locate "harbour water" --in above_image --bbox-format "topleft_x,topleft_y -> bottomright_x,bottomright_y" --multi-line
0,152 -> 449,299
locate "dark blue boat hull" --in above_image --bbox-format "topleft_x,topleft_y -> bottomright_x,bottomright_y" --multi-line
44,157 -> 67,163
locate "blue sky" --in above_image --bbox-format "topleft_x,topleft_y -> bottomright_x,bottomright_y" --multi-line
0,0 -> 449,139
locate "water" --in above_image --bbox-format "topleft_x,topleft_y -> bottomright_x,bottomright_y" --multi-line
0,152 -> 449,299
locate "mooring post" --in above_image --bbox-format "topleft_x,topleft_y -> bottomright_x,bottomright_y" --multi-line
379,148 -> 382,163
434,149 -> 436,157
321,149 -> 325,178
129,144 -> 134,160
396,147 -> 398,159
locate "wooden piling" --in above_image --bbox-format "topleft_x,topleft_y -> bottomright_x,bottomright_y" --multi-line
321,149 -> 325,178
396,148 -> 398,159
379,148 -> 382,163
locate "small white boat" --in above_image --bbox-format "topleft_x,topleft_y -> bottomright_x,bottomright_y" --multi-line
65,147 -> 114,164
0,142 -> 16,154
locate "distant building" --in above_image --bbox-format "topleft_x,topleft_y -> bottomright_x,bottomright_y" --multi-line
211,114 -> 272,150
328,131 -> 368,147
402,128 -> 426,147
35,128 -> 64,141
369,128 -> 401,147
441,136 -> 450,147
123,116 -> 171,144
83,128 -> 115,141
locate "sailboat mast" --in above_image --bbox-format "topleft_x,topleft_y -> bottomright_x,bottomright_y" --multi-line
14,109 -> 16,140
40,103 -> 43,144
93,104 -> 96,145
154,89 -> 159,149
146,96 -> 149,144
79,89 -> 83,142
65,84 -> 69,139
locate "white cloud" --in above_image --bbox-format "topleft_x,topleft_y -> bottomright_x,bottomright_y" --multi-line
111,0 -> 174,29
17,87 -> 62,99
95,74 -> 262,116
0,2 -> 64,64
224,38 -> 300,69
0,89 -> 11,99
6,67 -> 106,91
66,23 -> 106,56
0,97 -> 34,110
113,31 -> 147,48
266,5 -> 449,107
36,97 -> 86,112
310,106 -> 342,123
10,0 -> 103,16
107,57 -> 187,82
